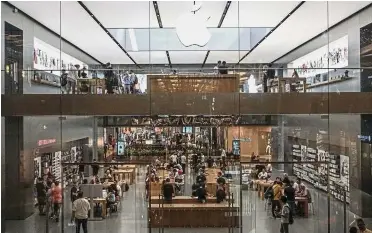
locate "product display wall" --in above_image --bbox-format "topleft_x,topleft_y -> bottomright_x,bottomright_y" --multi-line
292,136 -> 350,203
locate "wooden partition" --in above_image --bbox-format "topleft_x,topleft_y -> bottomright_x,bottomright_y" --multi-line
148,74 -> 240,93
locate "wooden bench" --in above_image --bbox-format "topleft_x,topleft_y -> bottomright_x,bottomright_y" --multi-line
149,203 -> 239,228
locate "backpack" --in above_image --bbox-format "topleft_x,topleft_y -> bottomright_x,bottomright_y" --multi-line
125,183 -> 129,192
285,205 -> 294,225
60,73 -> 68,87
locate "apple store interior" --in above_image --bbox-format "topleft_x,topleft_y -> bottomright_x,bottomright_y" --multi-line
2,1 -> 372,233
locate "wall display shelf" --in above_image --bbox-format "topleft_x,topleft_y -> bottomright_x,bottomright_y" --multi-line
268,77 -> 307,93
307,76 -> 353,89
292,144 -> 350,203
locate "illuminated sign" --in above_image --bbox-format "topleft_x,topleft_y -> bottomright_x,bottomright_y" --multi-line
38,139 -> 56,146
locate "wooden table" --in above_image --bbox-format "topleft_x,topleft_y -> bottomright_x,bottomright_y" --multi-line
295,196 -> 309,218
149,203 -> 239,228
112,169 -> 134,184
204,168 -> 230,195
85,198 -> 107,218
117,165 -> 136,183
257,180 -> 273,200
150,196 -> 224,204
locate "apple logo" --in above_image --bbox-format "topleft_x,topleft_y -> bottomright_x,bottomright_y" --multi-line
176,3 -> 211,47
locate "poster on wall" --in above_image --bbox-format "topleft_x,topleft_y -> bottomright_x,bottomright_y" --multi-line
33,37 -> 88,86
232,140 -> 241,157
288,36 -> 348,81
360,22 -> 372,92
71,147 -> 77,162
33,157 -> 41,179
340,154 -> 349,186
301,145 -> 307,160
53,151 -> 62,182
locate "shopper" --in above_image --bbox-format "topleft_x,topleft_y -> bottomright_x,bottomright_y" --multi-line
280,196 -> 291,233
104,62 -> 114,94
196,182 -> 207,203
356,219 -> 372,233
162,178 -> 174,203
219,61 -> 228,74
91,159 -> 99,176
180,153 -> 187,174
272,180 -> 282,218
284,180 -> 296,214
35,177 -> 47,215
349,226 -> 358,233
72,191 -> 90,233
50,181 -> 63,222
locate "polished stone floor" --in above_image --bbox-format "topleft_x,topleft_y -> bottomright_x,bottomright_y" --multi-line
4,165 -> 372,233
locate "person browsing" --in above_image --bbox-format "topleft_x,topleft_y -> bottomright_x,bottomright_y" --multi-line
162,178 -> 174,202
72,191 -> 90,233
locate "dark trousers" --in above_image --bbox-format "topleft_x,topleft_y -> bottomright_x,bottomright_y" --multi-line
280,223 -> 289,233
272,200 -> 281,217
181,163 -> 186,174
76,218 -> 88,233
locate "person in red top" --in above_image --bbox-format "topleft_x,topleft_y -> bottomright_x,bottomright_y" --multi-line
50,181 -> 63,222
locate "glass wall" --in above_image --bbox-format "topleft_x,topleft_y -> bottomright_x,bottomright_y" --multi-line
2,1 -> 372,233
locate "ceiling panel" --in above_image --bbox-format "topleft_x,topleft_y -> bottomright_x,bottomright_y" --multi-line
208,51 -> 248,64
128,51 -> 169,64
241,1 -> 371,63
223,1 -> 300,27
11,1 -> 133,64
157,1 -> 228,28
83,1 -> 159,28
169,51 -> 206,64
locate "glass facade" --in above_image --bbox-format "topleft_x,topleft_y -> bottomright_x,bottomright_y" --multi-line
2,1 -> 372,233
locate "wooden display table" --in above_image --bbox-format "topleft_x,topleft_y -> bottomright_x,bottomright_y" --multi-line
117,165 -> 136,183
149,203 -> 239,228
112,169 -> 134,184
204,168 -> 230,195
295,196 -> 309,218
150,196 -> 226,204
257,180 -> 273,200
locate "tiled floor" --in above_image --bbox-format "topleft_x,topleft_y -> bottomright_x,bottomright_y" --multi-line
4,165 -> 372,233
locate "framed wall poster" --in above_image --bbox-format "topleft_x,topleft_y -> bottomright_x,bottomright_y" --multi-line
232,139 -> 241,157
71,146 -> 77,162
340,155 -> 349,186
301,145 -> 307,160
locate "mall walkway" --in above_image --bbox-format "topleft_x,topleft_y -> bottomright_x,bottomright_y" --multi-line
4,165 -> 372,233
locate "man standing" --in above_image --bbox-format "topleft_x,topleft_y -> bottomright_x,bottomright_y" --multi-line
272,180 -> 282,218
35,177 -> 47,215
280,196 -> 290,233
181,153 -> 187,174
284,181 -> 296,214
72,191 -> 90,233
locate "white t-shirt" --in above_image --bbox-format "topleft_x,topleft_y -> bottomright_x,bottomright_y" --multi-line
171,154 -> 177,163
258,172 -> 267,179
200,154 -> 205,163
181,155 -> 186,164
72,198 -> 91,219
221,149 -> 226,158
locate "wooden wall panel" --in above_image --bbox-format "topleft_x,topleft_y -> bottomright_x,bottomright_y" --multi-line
3,92 -> 372,116
227,126 -> 272,157
148,75 -> 239,93
150,93 -> 239,115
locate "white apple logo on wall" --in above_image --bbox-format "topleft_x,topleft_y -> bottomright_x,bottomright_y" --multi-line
176,3 -> 211,47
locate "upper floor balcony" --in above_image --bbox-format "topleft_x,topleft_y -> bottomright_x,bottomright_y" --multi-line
3,74 -> 372,116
